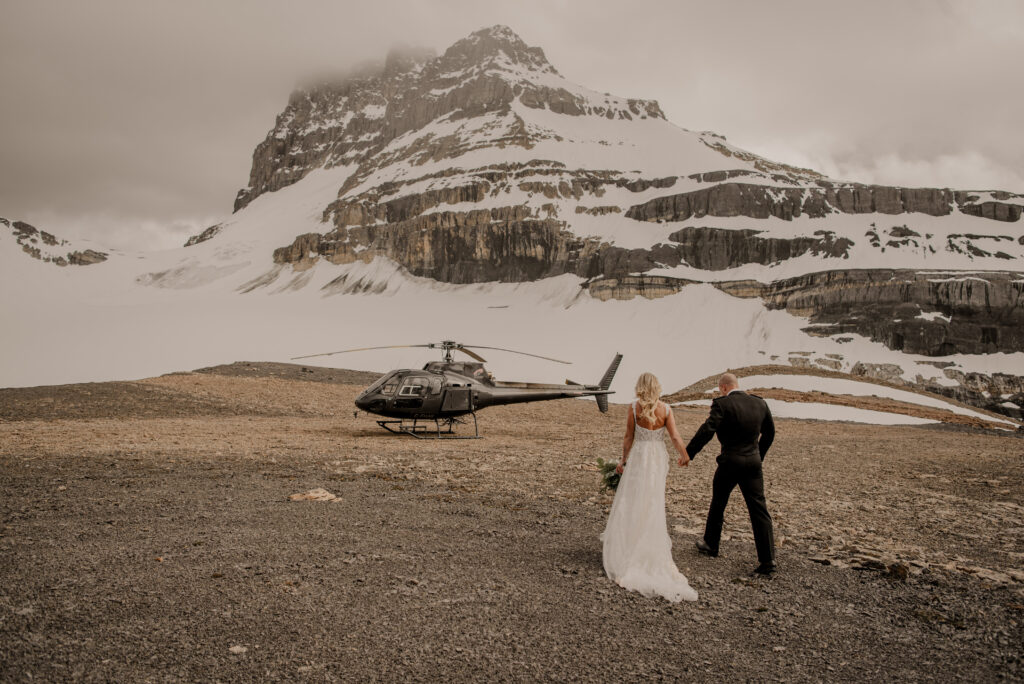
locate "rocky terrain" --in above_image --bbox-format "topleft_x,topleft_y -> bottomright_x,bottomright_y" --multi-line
2,363 -> 1022,681
1,217 -> 107,266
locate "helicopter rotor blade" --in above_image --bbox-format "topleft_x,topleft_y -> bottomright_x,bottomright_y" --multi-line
456,347 -> 487,363
460,345 -> 571,365
292,340 -> 571,364
290,344 -> 432,361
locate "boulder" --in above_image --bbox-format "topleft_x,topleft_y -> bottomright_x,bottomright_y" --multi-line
288,488 -> 339,502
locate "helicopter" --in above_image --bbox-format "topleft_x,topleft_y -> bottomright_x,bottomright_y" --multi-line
292,341 -> 622,439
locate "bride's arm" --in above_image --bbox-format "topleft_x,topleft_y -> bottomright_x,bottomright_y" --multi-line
665,406 -> 690,467
617,407 -> 635,473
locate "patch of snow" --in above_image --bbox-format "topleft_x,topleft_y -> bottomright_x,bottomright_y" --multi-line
733,374 -> 1018,426
360,104 -> 386,119
136,260 -> 251,289
679,398 -> 938,426
916,311 -> 952,323
927,276 -> 996,283
958,190 -> 1024,207
919,369 -> 961,387
301,110 -> 355,135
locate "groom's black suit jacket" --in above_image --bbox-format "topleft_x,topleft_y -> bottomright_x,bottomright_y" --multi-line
686,390 -> 775,462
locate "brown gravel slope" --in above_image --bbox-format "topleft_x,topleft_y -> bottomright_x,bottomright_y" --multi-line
1,363 -> 1022,682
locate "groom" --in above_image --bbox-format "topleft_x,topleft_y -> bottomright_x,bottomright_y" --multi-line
680,373 -> 777,576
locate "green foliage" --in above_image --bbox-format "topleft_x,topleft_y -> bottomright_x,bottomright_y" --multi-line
596,457 -> 620,493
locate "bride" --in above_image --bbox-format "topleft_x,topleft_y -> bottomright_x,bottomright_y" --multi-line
602,372 -> 698,602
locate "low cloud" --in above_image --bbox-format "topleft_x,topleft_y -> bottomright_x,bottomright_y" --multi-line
18,210 -> 219,252
829,152 -> 1024,194
745,138 -> 1024,194
1,0 -> 1022,250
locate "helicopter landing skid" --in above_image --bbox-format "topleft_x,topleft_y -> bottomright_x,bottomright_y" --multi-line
376,414 -> 480,439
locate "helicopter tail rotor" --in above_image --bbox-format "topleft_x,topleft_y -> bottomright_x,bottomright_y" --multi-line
595,353 -> 623,413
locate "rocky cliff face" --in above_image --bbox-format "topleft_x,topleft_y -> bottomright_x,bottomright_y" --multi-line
575,268 -> 1024,357
626,183 -> 1022,224
713,269 -> 1024,356
271,203 -> 865,283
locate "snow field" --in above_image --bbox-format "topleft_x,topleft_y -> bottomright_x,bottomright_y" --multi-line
720,374 -> 1018,427
678,399 -> 939,426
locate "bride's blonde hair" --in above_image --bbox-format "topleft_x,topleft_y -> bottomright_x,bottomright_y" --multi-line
634,372 -> 662,424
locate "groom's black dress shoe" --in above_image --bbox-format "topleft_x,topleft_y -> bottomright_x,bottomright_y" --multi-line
752,562 -> 777,577
695,539 -> 718,557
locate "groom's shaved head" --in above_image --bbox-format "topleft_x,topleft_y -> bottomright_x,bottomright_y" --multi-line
719,373 -> 739,391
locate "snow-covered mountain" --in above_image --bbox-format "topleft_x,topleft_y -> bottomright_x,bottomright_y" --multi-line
3,26 -> 1023,418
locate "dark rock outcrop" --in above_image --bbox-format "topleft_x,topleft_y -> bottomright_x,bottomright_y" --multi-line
850,362 -> 1024,419
276,203 -> 873,284
907,370 -> 1024,420
3,217 -> 107,267
184,224 -> 224,247
586,275 -> 696,301
667,227 -> 853,269
275,204 -> 697,284
575,268 -> 1024,357
67,250 -> 108,265
625,183 -> 1022,224
714,269 -> 1024,356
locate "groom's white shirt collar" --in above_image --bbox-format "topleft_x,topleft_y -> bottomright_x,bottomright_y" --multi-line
726,388 -> 741,395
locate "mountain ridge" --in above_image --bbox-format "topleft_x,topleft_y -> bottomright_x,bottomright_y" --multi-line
232,24 -> 669,212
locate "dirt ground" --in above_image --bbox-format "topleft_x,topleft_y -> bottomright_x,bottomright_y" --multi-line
1,363 -> 1022,682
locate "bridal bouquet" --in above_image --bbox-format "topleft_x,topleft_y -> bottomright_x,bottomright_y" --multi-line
597,457 -> 620,493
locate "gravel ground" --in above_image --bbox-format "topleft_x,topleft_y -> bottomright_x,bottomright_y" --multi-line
1,363 -> 1022,682
190,361 -> 381,386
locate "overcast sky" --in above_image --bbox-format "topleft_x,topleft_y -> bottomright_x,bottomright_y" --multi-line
2,0 -> 1022,250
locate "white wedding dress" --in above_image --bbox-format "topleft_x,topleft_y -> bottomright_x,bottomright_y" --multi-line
601,401 -> 698,602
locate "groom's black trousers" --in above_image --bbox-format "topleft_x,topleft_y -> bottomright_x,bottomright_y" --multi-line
704,457 -> 775,565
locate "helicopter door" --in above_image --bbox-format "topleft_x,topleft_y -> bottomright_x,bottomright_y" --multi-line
395,377 -> 428,409
441,387 -> 472,412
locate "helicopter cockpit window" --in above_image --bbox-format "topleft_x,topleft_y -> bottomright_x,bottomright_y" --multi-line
428,376 -> 442,395
360,375 -> 389,397
380,377 -> 399,395
398,377 -> 428,397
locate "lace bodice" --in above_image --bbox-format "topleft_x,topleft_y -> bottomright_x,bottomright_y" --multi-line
632,402 -> 667,442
